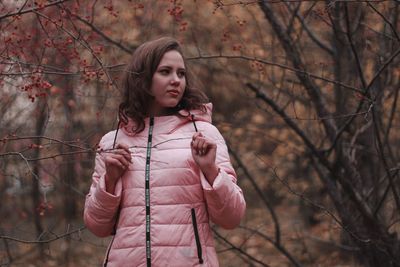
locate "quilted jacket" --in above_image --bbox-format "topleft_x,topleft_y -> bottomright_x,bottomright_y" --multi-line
84,103 -> 246,267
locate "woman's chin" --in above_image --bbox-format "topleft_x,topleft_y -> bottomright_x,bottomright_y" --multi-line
164,100 -> 181,109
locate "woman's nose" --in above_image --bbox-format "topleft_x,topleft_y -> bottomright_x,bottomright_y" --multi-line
170,74 -> 180,85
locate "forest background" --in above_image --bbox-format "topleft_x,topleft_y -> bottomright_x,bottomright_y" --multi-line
1,0 -> 399,266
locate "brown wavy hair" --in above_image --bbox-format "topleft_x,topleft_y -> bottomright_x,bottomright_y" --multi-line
118,37 -> 208,133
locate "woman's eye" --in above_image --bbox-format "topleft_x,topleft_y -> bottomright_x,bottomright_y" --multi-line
160,69 -> 169,75
177,71 -> 186,78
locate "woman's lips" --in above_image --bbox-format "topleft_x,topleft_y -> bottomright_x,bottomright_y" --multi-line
167,90 -> 180,97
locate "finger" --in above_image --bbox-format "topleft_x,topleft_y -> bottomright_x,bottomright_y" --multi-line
116,143 -> 130,151
192,133 -> 197,141
112,154 -> 131,168
202,141 -> 209,155
116,144 -> 132,162
115,143 -> 131,154
191,137 -> 203,155
191,138 -> 198,155
192,132 -> 204,141
117,148 -> 132,163
106,157 -> 126,169
111,153 -> 129,163
203,140 -> 215,155
196,139 -> 206,155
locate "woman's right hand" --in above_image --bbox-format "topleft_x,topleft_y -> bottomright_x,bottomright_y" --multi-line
104,143 -> 132,194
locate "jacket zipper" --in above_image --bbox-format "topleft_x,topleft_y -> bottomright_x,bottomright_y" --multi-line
103,235 -> 115,267
145,117 -> 154,267
103,120 -> 123,267
191,208 -> 204,264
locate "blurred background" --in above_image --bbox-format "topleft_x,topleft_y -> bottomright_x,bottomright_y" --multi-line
1,0 -> 399,266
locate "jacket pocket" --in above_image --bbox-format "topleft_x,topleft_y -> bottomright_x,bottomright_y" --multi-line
191,208 -> 204,264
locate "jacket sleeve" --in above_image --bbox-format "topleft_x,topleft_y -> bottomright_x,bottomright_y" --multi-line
200,126 -> 246,229
83,136 -> 122,237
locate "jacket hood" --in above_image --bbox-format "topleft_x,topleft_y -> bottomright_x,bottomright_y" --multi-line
120,103 -> 213,137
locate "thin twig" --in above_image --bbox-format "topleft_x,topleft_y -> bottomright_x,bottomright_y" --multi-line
0,0 -> 72,21
344,4 -> 367,90
70,12 -> 133,54
366,2 -> 400,42
239,226 -> 303,267
0,226 -> 86,244
226,141 -> 282,245
188,54 -> 366,95
213,229 -> 271,267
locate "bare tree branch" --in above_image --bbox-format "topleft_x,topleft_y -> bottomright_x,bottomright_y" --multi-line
188,54 -> 366,95
213,229 -> 271,267
344,4 -> 367,89
0,226 -> 85,244
0,0 -> 72,21
33,10 -> 118,90
366,2 -> 400,42
258,1 -> 338,142
1,135 -> 91,151
226,140 -> 282,244
371,109 -> 400,211
366,47 -> 400,92
285,2 -> 335,55
239,225 -> 304,267
70,12 -> 134,54
246,83 -> 330,169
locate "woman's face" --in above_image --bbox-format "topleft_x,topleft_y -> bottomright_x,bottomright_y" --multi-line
149,50 -> 186,116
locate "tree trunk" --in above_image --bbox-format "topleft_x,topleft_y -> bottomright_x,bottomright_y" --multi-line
31,99 -> 47,258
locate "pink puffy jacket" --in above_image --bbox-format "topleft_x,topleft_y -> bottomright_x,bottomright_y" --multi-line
84,104 -> 246,267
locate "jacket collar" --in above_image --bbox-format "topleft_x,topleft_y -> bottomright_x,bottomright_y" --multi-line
120,103 -> 213,136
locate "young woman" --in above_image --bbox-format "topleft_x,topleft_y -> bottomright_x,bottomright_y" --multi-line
84,37 -> 246,267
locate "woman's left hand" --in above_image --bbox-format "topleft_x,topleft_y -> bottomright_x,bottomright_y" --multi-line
191,132 -> 219,185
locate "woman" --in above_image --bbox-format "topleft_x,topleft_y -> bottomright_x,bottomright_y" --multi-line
84,37 -> 246,267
